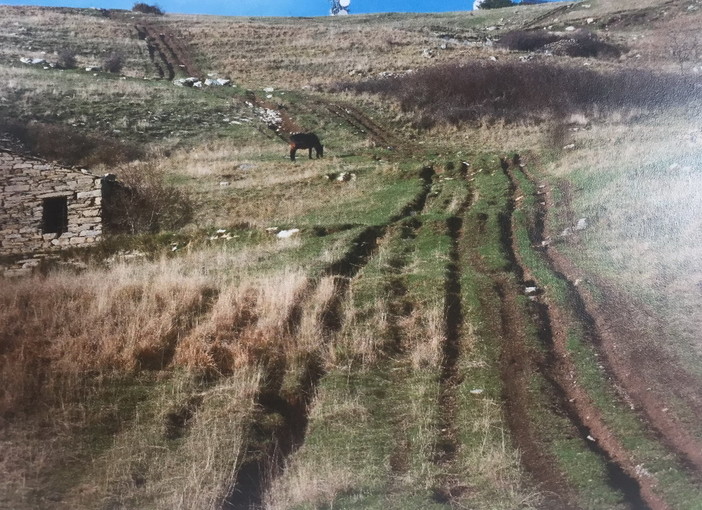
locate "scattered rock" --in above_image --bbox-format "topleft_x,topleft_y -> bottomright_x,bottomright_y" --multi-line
574,218 -> 589,231
173,77 -> 200,87
20,57 -> 47,65
336,172 -> 356,182
525,286 -> 539,296
277,228 -> 300,239
563,143 -> 576,150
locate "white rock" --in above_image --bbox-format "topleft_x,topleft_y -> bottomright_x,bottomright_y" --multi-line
575,218 -> 588,231
277,228 -> 300,239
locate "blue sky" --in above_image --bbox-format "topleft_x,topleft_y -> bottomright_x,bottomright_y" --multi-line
0,0 -> 559,16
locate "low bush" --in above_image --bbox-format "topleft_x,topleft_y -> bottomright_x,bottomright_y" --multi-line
498,29 -> 622,58
103,161 -> 193,234
56,48 -> 77,69
103,51 -> 124,74
0,120 -> 143,166
478,0 -> 516,8
132,2 -> 164,15
340,61 -> 701,127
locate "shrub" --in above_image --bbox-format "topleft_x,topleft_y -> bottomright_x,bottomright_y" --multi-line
498,29 -> 622,58
0,120 -> 143,167
498,30 -> 561,52
340,61 -> 702,128
56,48 -> 77,69
103,162 -> 193,234
132,2 -> 164,15
477,0 -> 516,9
103,52 -> 124,74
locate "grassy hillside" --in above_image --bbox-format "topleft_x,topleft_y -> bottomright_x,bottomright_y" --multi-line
1,1 -> 701,509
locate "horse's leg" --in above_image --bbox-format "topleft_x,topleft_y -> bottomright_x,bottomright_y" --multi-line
290,146 -> 297,161
308,147 -> 313,159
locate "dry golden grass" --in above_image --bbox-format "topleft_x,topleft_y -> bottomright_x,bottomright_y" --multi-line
263,453 -> 357,510
61,368 -> 262,510
174,269 -> 308,374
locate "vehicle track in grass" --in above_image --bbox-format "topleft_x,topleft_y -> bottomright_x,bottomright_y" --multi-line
223,167 -> 435,509
468,159 -> 582,509
316,99 -> 406,153
432,176 -> 473,503
504,159 -> 675,510
513,165 -> 702,478
134,22 -> 202,80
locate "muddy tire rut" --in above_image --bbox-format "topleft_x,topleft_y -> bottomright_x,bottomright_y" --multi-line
504,160 -> 680,510
222,168 -> 434,509
522,160 -> 702,475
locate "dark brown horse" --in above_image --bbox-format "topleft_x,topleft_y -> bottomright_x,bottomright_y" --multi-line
289,132 -> 323,161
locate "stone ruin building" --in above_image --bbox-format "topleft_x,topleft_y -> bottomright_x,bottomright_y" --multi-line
0,149 -> 102,257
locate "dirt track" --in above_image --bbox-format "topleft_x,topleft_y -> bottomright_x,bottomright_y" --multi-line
134,22 -> 202,79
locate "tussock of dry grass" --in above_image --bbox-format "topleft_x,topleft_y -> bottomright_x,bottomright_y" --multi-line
0,265 -> 209,414
408,303 -> 445,369
67,368 -> 262,510
263,455 -> 356,510
175,269 -> 308,374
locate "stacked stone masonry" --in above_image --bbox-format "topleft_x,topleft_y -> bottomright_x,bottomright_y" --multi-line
0,150 -> 102,255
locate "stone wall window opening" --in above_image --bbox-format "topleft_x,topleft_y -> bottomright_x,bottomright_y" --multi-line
42,196 -> 68,235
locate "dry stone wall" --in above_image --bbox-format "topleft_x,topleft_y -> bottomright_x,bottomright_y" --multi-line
0,150 -> 102,256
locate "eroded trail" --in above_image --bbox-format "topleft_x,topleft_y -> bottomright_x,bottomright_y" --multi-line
134,22 -> 201,79
222,169 -> 434,509
537,189 -> 702,475
504,160 -> 675,510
